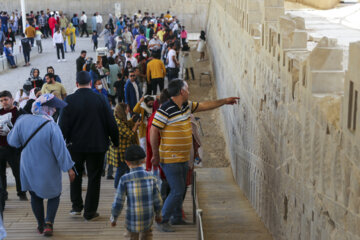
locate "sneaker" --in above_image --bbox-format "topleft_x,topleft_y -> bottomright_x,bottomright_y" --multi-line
156,222 -> 175,232
57,60 -> 61,63
43,222 -> 53,237
69,209 -> 82,216
106,176 -> 114,180
18,193 -> 28,201
84,212 -> 100,221
37,225 -> 44,234
170,219 -> 192,225
62,59 -> 66,62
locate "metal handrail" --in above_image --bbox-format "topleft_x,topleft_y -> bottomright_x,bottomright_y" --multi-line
192,171 -> 205,240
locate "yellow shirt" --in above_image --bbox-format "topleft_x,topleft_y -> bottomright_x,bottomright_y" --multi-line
147,59 -> 166,83
152,100 -> 199,164
157,30 -> 165,42
41,82 -> 67,100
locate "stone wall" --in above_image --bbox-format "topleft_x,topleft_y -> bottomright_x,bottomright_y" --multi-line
0,0 -> 210,32
206,0 -> 360,239
286,0 -> 339,9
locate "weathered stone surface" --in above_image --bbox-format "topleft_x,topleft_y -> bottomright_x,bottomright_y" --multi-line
206,0 -> 360,239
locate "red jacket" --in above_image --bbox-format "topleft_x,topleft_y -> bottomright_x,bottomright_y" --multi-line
146,100 -> 165,179
48,17 -> 56,29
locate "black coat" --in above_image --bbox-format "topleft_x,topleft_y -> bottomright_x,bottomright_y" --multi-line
76,56 -> 86,73
59,88 -> 119,153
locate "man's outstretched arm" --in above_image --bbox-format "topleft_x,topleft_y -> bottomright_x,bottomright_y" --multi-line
195,97 -> 240,113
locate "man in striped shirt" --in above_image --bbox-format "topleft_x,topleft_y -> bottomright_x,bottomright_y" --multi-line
150,79 -> 239,232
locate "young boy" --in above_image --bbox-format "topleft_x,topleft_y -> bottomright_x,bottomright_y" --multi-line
4,41 -> 17,68
92,30 -> 98,51
111,145 -> 162,240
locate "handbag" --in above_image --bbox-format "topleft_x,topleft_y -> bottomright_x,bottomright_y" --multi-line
19,120 -> 50,151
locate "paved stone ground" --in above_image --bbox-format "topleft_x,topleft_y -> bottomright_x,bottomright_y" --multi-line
0,36 -> 105,96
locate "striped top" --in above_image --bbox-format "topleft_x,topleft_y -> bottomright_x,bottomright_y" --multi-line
152,99 -> 199,164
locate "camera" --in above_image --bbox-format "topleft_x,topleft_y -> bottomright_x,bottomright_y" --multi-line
132,113 -> 141,123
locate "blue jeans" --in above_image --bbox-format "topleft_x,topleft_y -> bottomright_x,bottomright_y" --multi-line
63,41 -> 67,52
114,161 -> 129,189
6,56 -> 15,66
30,191 -> 60,227
160,161 -> 188,222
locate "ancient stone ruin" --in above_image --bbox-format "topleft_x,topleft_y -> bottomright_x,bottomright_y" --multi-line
206,0 -> 360,239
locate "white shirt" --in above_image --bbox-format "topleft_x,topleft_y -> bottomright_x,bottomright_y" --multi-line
96,15 -> 103,24
52,32 -> 64,45
167,49 -> 177,68
126,56 -> 138,68
131,81 -> 140,102
80,14 -> 87,23
14,90 -> 29,109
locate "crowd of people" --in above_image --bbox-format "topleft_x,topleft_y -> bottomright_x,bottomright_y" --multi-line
0,8 -> 239,239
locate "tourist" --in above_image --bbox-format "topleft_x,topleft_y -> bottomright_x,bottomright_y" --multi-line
99,24 -> 111,49
133,96 -> 155,152
59,13 -> 69,30
53,27 -> 66,62
25,23 -> 35,47
66,23 -> 76,52
20,34 -> 31,66
28,68 -> 43,88
136,29 -> 147,50
151,80 -> 239,232
125,49 -> 138,68
135,58 -> 147,93
96,12 -> 103,34
76,50 -> 87,73
147,51 -> 166,95
71,14 -> 80,36
3,41 -> 16,69
7,94 -> 75,237
80,11 -> 89,37
39,11 -> 47,38
108,57 -> 121,97
44,66 -> 62,83
197,31 -> 206,61
157,26 -> 165,42
93,79 -> 108,100
166,43 -> 179,81
41,73 -> 67,100
5,28 -> 15,50
181,43 -> 195,80
48,13 -> 56,37
58,71 -> 119,220
0,20 -> 5,56
91,30 -> 98,51
0,91 -> 28,203
107,103 -> 141,188
61,28 -> 67,53
14,81 -> 32,109
164,11 -> 172,20
23,87 -> 42,114
122,27 -> 133,47
124,69 -> 142,111
35,27 -> 43,53
148,34 -> 162,53
114,73 -> 126,103
180,26 -> 187,45
91,13 -> 97,33
110,145 -> 162,239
